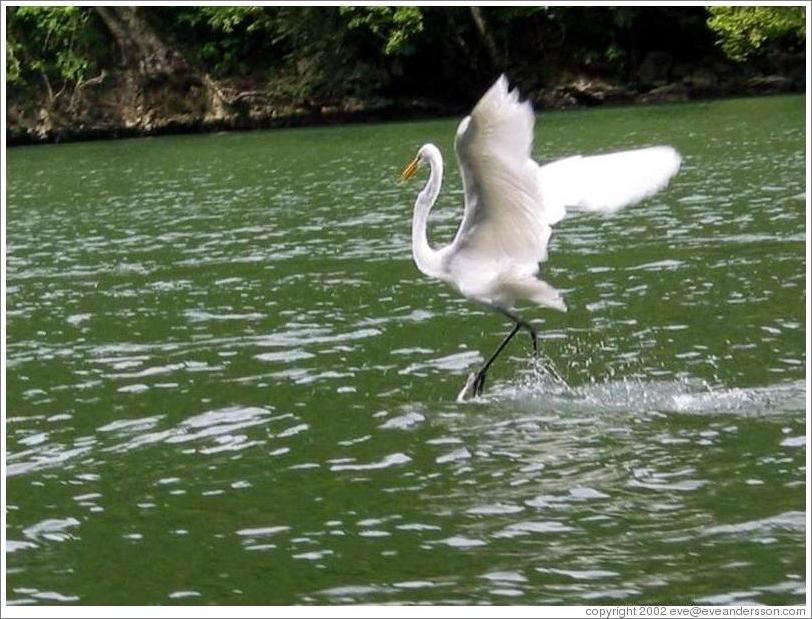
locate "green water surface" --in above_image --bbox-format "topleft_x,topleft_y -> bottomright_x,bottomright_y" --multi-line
5,95 -> 806,605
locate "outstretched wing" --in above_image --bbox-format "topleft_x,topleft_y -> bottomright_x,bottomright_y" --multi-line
447,75 -> 681,310
538,146 -> 682,216
451,75 -> 555,270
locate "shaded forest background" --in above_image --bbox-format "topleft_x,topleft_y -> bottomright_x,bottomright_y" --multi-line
5,5 -> 807,144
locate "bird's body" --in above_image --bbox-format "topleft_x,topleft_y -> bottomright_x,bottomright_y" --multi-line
401,75 -> 681,399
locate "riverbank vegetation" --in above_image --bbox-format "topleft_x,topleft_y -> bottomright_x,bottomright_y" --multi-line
5,5 -> 806,144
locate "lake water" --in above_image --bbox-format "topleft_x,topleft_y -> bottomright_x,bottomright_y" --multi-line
5,95 -> 806,605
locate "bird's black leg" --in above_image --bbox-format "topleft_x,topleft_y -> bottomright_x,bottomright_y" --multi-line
464,309 -> 560,399
527,322 -> 539,357
498,308 -> 538,356
471,322 -> 521,396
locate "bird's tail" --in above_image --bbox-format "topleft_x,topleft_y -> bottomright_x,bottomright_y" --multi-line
507,276 -> 567,312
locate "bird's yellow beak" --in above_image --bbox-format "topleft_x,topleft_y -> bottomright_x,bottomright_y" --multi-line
399,157 -> 419,182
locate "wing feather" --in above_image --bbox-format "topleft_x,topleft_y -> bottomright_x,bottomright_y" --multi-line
538,146 -> 682,216
452,76 -> 553,271
445,75 -> 681,310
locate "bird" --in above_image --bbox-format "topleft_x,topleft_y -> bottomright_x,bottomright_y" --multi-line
399,75 -> 681,401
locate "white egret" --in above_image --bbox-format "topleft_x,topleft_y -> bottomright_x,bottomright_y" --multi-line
400,75 -> 681,400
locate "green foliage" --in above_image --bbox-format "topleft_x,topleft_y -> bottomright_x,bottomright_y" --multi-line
6,39 -> 23,84
5,6 -> 805,107
188,7 -> 262,34
157,6 -> 392,100
707,6 -> 806,61
340,6 -> 424,56
6,6 -> 107,93
165,6 -> 271,75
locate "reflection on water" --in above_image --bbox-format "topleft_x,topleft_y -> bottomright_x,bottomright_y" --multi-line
5,95 -> 806,604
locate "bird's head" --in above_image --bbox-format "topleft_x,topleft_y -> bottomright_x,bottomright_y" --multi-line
399,144 -> 439,181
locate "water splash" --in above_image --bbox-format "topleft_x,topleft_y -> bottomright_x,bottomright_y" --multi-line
490,368 -> 805,417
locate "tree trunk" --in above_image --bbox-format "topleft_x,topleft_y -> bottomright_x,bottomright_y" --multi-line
469,7 -> 502,70
94,6 -> 184,75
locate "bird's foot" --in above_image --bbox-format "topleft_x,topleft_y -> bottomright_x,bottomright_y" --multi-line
456,370 -> 487,402
473,371 -> 486,396
527,327 -> 539,358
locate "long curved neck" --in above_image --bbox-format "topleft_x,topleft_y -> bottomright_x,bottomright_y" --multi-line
412,147 -> 445,278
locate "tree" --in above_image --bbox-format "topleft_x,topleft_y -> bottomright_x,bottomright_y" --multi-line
707,6 -> 806,61
94,6 -> 186,75
339,6 -> 425,57
6,6 -> 108,102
